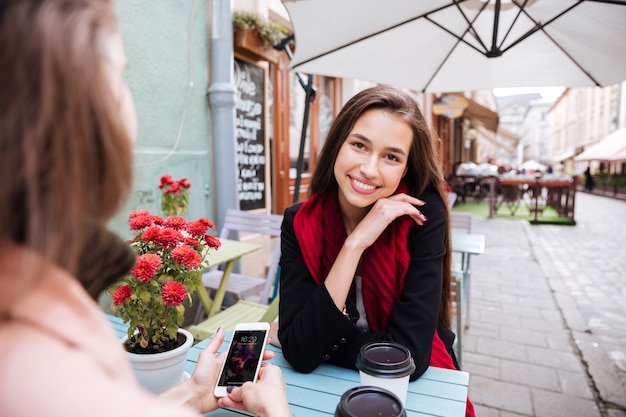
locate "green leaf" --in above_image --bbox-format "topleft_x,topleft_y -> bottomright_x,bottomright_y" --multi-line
166,325 -> 177,339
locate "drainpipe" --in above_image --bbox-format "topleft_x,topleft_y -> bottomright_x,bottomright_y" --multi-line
208,0 -> 239,229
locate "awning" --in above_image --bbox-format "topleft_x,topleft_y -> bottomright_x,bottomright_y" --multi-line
575,128 -> 626,161
477,125 -> 516,154
465,96 -> 499,133
495,125 -> 519,149
432,93 -> 499,132
609,145 -> 626,162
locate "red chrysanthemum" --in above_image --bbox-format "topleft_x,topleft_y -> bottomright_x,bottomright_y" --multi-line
205,234 -> 222,250
129,209 -> 151,219
162,281 -> 187,306
155,228 -> 183,248
128,210 -> 154,230
179,178 -> 191,189
171,245 -> 201,269
197,217 -> 216,230
132,254 -> 162,282
164,184 -> 181,195
159,174 -> 174,188
141,226 -> 161,244
152,215 -> 164,226
112,285 -> 133,305
186,220 -> 209,237
184,237 -> 200,247
164,216 -> 187,231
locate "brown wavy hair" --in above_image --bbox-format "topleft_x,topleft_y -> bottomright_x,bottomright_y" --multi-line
310,85 -> 453,329
0,0 -> 133,275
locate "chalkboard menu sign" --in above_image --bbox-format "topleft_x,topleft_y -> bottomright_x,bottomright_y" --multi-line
234,58 -> 266,211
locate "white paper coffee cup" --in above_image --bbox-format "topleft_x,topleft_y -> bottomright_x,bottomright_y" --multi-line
355,341 -> 416,406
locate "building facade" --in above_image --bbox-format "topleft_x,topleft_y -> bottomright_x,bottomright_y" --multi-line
549,83 -> 624,175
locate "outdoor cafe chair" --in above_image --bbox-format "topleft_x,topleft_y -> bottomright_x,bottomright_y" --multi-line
200,209 -> 282,307
189,295 -> 280,341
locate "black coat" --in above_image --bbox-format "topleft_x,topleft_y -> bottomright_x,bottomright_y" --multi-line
277,188 -> 456,381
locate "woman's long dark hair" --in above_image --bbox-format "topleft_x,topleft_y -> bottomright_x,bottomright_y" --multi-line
309,85 -> 454,329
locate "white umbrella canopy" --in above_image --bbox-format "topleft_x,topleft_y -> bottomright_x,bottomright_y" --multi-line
518,159 -> 547,171
574,128 -> 626,162
282,0 -> 626,93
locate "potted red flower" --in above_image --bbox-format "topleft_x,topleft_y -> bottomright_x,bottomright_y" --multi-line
109,209 -> 221,392
159,174 -> 191,217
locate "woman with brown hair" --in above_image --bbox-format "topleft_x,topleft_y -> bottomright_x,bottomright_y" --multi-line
278,85 -> 474,416
0,1 -> 289,416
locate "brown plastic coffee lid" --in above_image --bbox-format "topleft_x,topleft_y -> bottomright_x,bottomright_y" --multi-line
335,386 -> 407,417
355,341 -> 416,378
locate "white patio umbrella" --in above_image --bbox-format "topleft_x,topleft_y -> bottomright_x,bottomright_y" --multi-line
518,159 -> 547,171
281,0 -> 626,93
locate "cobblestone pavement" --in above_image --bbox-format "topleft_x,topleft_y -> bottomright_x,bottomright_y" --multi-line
464,192 -> 626,417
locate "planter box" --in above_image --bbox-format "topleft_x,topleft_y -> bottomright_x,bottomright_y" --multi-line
234,29 -> 280,64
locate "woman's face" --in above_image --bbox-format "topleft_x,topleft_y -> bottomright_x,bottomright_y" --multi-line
334,109 -> 412,212
102,31 -> 137,142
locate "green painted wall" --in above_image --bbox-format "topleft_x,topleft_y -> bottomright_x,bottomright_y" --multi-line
110,0 -> 215,238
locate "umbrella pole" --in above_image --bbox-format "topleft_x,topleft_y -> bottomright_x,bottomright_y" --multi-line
274,35 -> 317,204
293,74 -> 315,204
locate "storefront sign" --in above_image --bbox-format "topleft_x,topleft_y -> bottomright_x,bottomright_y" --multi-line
234,58 -> 266,210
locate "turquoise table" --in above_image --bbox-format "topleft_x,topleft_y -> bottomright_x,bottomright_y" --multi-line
107,314 -> 468,417
451,232 -> 485,281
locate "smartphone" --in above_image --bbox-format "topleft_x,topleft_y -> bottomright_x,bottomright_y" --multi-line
214,322 -> 270,397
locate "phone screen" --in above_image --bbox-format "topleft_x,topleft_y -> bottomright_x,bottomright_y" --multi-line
217,329 -> 267,387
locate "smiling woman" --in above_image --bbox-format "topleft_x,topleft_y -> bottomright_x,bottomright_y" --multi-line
276,85 -> 476,417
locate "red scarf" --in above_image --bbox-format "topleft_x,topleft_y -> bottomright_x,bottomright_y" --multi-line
293,182 -> 413,332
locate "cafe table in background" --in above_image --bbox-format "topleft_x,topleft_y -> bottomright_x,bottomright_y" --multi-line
451,231 -> 485,329
195,238 -> 261,319
107,314 -> 469,417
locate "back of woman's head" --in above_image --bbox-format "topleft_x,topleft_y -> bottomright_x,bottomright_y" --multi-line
310,85 -> 444,198
0,0 -> 133,272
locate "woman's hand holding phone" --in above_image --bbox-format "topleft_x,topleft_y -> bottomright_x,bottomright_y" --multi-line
163,322 -> 286,416
213,322 -> 271,397
217,364 -> 290,417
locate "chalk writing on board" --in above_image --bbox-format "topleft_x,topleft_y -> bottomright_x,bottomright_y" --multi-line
234,58 -> 266,210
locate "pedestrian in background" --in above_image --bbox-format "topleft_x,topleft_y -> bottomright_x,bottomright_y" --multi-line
584,166 -> 595,192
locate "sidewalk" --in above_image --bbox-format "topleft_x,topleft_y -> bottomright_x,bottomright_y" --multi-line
463,192 -> 626,417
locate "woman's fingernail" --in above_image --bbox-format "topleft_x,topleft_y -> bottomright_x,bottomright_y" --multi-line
227,385 -> 234,393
